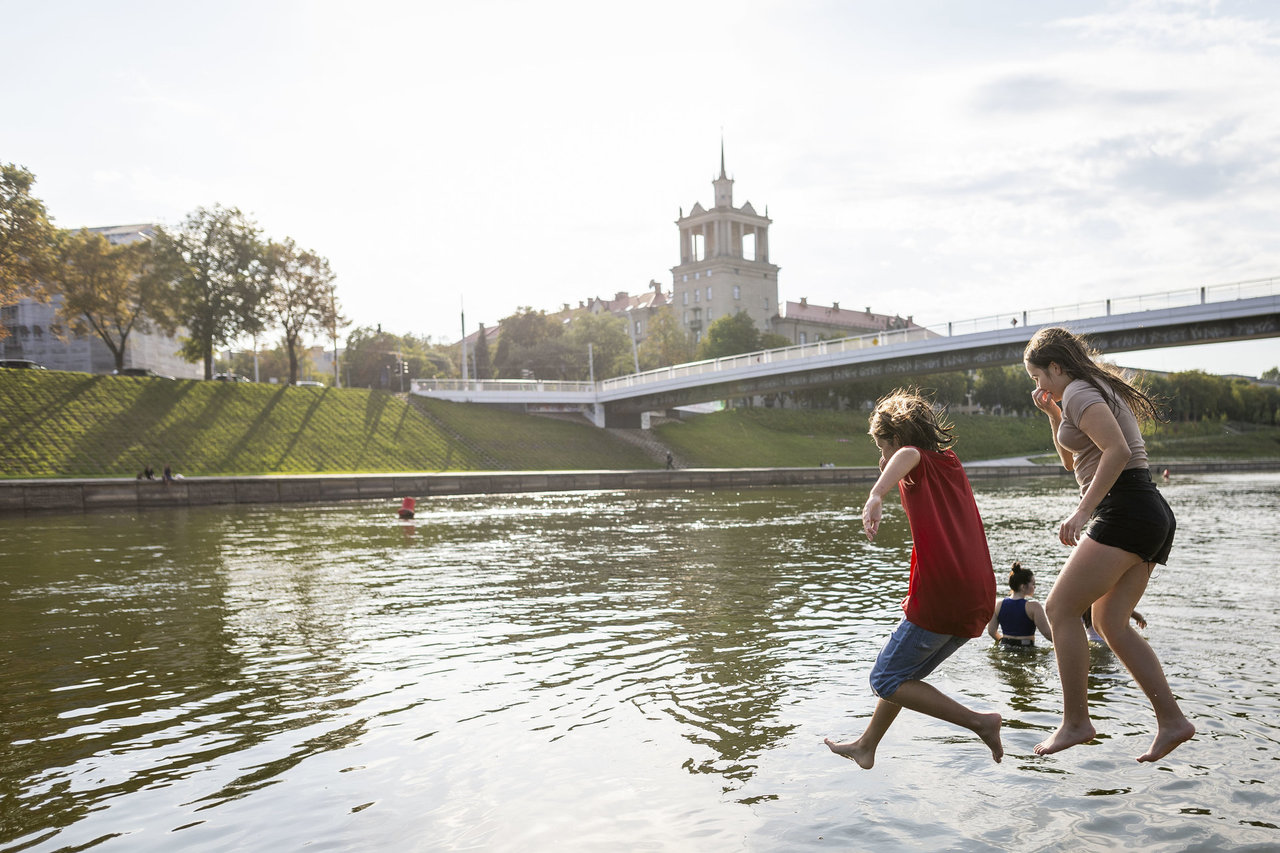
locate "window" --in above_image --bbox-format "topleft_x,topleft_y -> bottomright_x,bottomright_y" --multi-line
682,274 -> 688,282
800,332 -> 808,344
682,292 -> 688,305
694,290 -> 700,303
706,286 -> 712,300
733,285 -> 741,300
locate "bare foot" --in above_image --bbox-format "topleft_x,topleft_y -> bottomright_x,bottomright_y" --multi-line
824,737 -> 875,769
976,712 -> 1004,763
1033,720 -> 1096,755
1137,718 -> 1195,763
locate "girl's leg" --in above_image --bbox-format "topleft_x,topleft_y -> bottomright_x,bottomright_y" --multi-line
825,698 -> 901,769
889,679 -> 1003,763
1093,565 -> 1195,762
1035,539 -> 1142,755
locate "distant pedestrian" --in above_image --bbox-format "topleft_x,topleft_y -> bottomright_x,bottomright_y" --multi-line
665,452 -> 674,469
163,463 -> 175,484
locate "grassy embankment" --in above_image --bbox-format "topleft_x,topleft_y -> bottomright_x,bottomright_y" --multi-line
0,370 -> 654,478
654,405 -> 1280,467
2,370 -> 1277,478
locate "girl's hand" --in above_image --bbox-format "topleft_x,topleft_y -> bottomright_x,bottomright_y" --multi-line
1032,387 -> 1060,416
1058,508 -> 1090,547
862,494 -> 883,541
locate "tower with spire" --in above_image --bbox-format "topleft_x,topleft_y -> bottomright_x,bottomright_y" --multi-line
671,142 -> 780,342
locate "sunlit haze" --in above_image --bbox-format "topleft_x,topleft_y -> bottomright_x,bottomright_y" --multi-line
3,0 -> 1277,376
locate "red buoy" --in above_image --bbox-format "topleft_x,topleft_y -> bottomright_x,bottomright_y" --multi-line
398,496 -> 416,519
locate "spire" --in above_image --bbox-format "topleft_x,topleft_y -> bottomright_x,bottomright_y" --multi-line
713,134 -> 733,208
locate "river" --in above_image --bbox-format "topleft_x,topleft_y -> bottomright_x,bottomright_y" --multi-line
2,472 -> 1277,852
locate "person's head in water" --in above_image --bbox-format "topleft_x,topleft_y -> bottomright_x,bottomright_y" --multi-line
1007,561 -> 1034,595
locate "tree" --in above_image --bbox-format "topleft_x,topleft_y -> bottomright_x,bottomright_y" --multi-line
565,312 -> 632,380
973,365 -> 1027,414
493,307 -> 564,379
51,229 -> 169,370
154,205 -> 267,379
0,163 -> 57,329
1263,366 -> 1279,383
636,305 -> 694,370
760,331 -> 792,350
697,311 -> 762,360
262,238 -> 343,385
472,323 -> 492,379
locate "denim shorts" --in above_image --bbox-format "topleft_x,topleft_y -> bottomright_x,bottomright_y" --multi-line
1086,468 -> 1176,565
869,619 -> 969,699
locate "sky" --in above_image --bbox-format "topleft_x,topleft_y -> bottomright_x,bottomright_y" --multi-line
3,0 -> 1278,377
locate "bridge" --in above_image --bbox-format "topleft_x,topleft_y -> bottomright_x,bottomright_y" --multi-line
411,277 -> 1280,427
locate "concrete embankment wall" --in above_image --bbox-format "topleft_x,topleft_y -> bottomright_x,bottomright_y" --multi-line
1,461 -> 1276,514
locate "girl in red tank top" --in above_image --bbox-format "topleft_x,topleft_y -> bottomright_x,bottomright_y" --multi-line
825,388 -> 1003,769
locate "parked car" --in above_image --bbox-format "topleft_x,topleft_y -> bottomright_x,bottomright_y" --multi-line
294,379 -> 325,387
213,372 -> 251,382
0,359 -> 47,369
113,367 -> 175,380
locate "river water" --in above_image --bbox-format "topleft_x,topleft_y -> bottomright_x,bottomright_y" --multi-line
2,473 -> 1277,852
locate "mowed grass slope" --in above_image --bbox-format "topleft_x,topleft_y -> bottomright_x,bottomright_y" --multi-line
653,407 -> 1057,468
0,371 -> 654,478
653,406 -> 1280,468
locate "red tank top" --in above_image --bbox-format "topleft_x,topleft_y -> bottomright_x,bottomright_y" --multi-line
897,448 -> 995,637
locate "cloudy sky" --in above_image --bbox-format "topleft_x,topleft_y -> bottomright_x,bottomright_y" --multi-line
3,0 -> 1278,375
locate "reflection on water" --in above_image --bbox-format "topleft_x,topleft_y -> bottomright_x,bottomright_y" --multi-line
1,474 -> 1278,851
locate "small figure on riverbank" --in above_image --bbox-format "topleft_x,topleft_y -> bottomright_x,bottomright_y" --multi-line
666,451 -> 674,470
162,463 -> 175,484
987,561 -> 1052,647
824,388 -> 1003,768
137,465 -> 155,481
1024,326 -> 1194,762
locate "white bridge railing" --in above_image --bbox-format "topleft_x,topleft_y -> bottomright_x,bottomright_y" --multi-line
412,276 -> 1280,398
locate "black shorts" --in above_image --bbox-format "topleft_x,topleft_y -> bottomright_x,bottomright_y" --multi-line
1086,467 -> 1176,565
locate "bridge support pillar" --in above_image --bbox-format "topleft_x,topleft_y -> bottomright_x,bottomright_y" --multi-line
600,404 -> 641,429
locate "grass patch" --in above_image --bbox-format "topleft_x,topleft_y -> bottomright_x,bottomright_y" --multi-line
2,371 -> 1275,478
0,371 -> 654,478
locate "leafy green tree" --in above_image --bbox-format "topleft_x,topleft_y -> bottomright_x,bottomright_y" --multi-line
566,312 -> 632,379
1166,370 -> 1228,421
51,229 -> 170,370
472,323 -> 492,379
697,311 -> 761,360
262,238 -> 343,385
154,205 -> 267,379
1263,366 -> 1279,383
637,305 -> 694,369
973,365 -> 1027,414
493,307 -> 563,379
760,331 -> 792,350
0,163 -> 57,327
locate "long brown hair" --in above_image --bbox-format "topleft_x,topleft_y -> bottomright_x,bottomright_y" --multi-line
868,387 -> 955,452
1023,326 -> 1164,422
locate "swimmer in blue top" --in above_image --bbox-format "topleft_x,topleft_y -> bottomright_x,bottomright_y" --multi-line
987,561 -> 1053,647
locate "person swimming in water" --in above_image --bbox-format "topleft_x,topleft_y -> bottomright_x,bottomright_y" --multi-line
987,561 -> 1053,647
